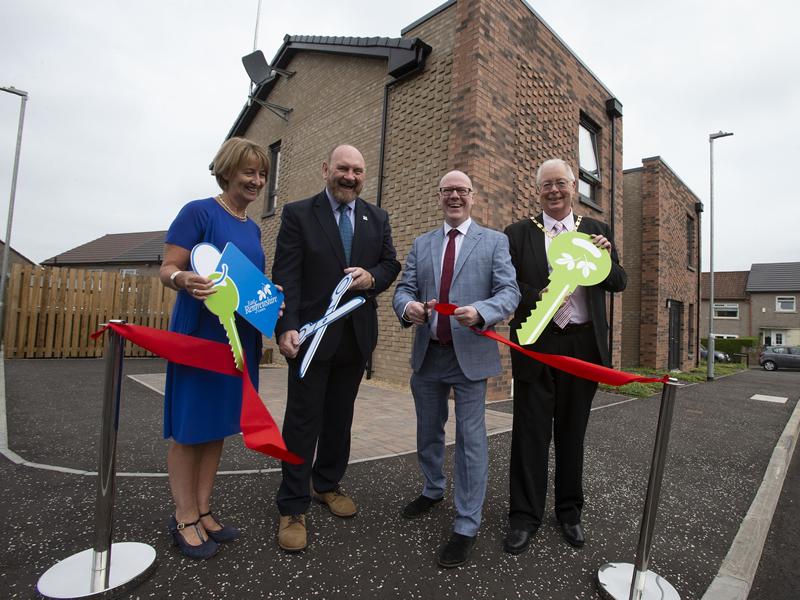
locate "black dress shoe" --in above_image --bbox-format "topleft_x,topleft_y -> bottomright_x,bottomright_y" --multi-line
437,532 -> 476,568
402,495 -> 443,519
560,521 -> 585,547
503,527 -> 536,555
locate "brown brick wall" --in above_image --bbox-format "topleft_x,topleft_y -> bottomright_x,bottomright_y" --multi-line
444,0 -> 625,397
377,5 -> 458,383
237,0 -> 625,397
624,157 -> 701,370
244,52 -> 389,364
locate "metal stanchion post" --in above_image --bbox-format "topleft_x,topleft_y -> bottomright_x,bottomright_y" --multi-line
37,321 -> 156,599
597,378 -> 681,600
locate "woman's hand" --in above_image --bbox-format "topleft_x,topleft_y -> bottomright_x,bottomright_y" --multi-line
176,271 -> 215,299
160,243 -> 216,299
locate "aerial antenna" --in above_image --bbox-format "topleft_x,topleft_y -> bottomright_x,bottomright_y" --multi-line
249,0 -> 263,98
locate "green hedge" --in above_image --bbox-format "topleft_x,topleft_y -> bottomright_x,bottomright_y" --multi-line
701,337 -> 759,354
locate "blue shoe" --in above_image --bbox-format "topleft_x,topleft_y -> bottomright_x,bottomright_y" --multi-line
168,515 -> 219,559
200,511 -> 240,543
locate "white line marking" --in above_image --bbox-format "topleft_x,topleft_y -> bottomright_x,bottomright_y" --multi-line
127,374 -> 165,395
592,397 -> 642,411
750,394 -> 788,404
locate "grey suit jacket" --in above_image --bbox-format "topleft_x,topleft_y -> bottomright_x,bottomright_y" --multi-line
393,221 -> 520,381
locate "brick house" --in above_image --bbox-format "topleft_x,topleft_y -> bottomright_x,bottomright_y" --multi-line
701,262 -> 800,347
225,0 -> 624,399
621,157 -> 703,370
0,240 -> 37,269
42,231 -> 167,276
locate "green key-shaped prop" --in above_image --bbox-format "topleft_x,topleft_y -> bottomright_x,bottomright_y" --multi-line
517,231 -> 612,346
204,268 -> 244,371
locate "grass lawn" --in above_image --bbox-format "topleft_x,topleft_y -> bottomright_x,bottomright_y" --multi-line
600,360 -> 749,398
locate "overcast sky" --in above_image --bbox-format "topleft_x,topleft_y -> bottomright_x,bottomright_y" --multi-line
1,0 -> 798,270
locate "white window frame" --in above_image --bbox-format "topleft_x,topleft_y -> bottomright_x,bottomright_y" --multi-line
713,303 -> 739,319
577,115 -> 601,208
776,296 -> 796,312
120,268 -> 138,276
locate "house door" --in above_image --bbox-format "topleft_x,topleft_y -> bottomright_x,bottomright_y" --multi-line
668,300 -> 683,370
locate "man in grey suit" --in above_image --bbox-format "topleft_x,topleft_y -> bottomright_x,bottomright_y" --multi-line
393,170 -> 520,568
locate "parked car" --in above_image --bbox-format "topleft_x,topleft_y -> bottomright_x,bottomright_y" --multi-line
700,344 -> 730,362
759,346 -> 800,371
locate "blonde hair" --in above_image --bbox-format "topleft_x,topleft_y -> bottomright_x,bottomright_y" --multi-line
211,137 -> 269,190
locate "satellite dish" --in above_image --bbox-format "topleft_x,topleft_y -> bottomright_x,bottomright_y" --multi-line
242,50 -> 271,86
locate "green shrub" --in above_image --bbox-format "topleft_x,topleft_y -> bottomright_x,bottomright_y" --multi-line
701,337 -> 758,355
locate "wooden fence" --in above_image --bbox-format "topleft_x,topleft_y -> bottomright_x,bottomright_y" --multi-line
3,265 -> 176,358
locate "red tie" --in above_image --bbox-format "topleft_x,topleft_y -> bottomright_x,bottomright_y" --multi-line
437,229 -> 459,344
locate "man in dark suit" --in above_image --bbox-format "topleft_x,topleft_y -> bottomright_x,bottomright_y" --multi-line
271,144 -> 400,552
502,158 -> 626,554
393,170 -> 520,568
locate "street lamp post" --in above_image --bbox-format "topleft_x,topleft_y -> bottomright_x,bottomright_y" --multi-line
0,86 -> 28,344
707,130 -> 733,381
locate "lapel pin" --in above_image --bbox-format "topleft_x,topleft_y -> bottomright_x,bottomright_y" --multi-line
362,215 -> 368,221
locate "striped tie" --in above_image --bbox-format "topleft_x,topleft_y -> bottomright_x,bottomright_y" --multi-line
551,222 -> 574,329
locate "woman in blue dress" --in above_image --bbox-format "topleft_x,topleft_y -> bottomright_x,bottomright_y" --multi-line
159,137 -> 269,559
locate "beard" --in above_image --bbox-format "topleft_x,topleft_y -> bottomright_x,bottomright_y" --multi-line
329,179 -> 361,203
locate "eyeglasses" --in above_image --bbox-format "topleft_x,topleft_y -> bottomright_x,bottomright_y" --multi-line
439,187 -> 473,197
539,179 -> 572,191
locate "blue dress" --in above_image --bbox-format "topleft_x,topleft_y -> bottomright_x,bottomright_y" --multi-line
164,197 -> 264,444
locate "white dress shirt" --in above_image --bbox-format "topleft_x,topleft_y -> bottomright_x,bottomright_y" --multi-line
541,210 -> 590,324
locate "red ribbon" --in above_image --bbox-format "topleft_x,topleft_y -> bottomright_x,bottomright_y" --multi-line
91,323 -> 302,464
434,304 -> 668,386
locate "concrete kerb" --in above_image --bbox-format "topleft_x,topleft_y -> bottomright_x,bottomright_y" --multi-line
702,394 -> 800,600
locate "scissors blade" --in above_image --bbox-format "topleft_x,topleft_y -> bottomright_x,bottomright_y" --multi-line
297,297 -> 365,345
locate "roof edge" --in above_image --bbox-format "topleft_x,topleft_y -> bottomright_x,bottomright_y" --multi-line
640,155 -> 702,201
520,0 -> 616,99
401,0 -> 457,35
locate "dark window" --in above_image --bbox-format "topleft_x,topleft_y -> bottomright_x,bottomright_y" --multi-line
713,303 -> 739,319
687,215 -> 695,268
263,141 -> 281,217
776,296 -> 796,312
688,303 -> 695,355
578,115 -> 601,208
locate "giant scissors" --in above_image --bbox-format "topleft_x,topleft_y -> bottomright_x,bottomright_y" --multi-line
297,274 -> 365,378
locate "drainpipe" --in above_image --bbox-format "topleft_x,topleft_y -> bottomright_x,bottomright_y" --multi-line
376,63 -> 425,209
695,201 -> 703,367
366,63 -> 425,380
605,98 -> 623,364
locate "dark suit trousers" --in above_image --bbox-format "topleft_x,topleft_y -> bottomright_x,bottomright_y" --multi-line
509,326 -> 600,530
276,320 -> 366,515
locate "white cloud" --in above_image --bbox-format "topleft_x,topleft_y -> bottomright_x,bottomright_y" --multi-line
1,0 -> 798,270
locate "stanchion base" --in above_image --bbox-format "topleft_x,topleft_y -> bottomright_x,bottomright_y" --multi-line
37,542 -> 157,599
597,562 -> 680,600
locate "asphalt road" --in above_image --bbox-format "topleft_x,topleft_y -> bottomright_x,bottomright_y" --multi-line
1,359 -> 798,599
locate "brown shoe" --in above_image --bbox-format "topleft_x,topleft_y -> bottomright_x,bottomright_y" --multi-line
312,487 -> 357,518
278,514 -> 307,552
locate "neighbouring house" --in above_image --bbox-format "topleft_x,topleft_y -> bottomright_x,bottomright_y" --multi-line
701,262 -> 800,347
42,231 -> 167,277
0,240 -> 37,268
223,0 -> 625,399
621,157 -> 703,371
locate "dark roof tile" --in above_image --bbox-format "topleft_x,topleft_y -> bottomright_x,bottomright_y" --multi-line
43,231 -> 167,265
746,262 -> 800,292
700,271 -> 749,299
